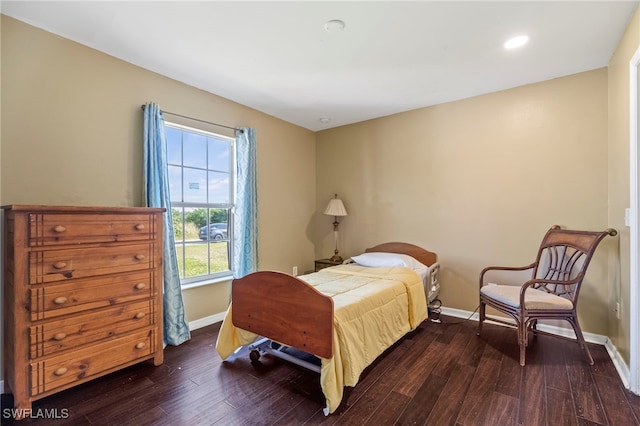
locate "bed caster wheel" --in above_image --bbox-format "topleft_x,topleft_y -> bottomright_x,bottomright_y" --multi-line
249,350 -> 261,362
428,298 -> 442,323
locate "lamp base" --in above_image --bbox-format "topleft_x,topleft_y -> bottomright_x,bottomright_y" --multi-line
330,254 -> 343,263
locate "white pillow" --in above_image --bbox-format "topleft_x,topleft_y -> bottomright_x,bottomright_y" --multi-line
351,252 -> 424,269
351,252 -> 430,282
351,252 -> 402,267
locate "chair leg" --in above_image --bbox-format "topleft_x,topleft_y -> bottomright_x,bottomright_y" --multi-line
477,302 -> 485,336
518,320 -> 527,366
568,317 -> 594,365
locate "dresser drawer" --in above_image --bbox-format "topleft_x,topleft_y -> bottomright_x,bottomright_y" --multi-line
29,213 -> 158,246
30,270 -> 155,320
30,299 -> 155,358
30,327 -> 156,396
29,243 -> 156,284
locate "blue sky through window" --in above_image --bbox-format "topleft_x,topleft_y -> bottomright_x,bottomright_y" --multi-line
165,124 -> 231,204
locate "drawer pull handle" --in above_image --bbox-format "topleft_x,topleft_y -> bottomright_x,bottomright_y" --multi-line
134,283 -> 146,290
135,342 -> 146,349
53,225 -> 67,233
135,312 -> 146,319
53,367 -> 68,376
53,296 -> 68,305
52,262 -> 67,269
135,254 -> 146,260
53,333 -> 67,341
135,224 -> 145,230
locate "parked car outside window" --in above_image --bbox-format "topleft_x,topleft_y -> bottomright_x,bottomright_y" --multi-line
199,223 -> 228,241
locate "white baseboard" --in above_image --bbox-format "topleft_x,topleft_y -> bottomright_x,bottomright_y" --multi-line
441,306 -> 608,343
189,311 -> 226,331
605,337 -> 632,389
440,306 -> 631,387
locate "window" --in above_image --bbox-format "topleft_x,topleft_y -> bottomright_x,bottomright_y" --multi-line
165,122 -> 235,285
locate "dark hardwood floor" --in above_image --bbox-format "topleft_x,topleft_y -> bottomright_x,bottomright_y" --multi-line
3,315 -> 640,425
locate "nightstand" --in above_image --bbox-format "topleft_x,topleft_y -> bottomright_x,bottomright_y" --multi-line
315,258 -> 343,272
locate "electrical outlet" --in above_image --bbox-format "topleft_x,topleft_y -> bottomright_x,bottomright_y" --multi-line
292,266 -> 298,276
616,302 -> 621,320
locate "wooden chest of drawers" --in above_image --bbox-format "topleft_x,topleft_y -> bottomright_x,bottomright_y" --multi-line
2,205 -> 165,414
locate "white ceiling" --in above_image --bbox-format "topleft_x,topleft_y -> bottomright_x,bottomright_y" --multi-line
2,1 -> 638,131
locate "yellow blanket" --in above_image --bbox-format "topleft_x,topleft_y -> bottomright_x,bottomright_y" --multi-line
215,264 -> 427,414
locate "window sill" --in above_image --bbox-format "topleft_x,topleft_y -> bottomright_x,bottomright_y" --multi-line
181,274 -> 233,290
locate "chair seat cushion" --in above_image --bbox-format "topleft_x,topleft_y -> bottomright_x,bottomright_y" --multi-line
480,283 -> 574,310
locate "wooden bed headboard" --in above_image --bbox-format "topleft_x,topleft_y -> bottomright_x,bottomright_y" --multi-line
365,242 -> 437,267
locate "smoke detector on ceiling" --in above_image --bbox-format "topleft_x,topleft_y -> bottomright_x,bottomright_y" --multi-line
324,20 -> 346,33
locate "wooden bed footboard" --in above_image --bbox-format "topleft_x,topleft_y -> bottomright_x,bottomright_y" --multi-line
231,271 -> 334,359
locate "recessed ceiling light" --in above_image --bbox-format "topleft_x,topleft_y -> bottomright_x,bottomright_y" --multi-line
319,117 -> 331,124
504,35 -> 529,50
324,19 -> 345,33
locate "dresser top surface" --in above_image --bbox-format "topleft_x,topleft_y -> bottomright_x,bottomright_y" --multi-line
2,205 -> 165,213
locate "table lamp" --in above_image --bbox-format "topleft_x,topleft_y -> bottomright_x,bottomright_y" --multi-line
323,194 -> 348,262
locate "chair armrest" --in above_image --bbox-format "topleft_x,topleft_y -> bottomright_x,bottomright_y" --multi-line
479,263 -> 537,288
519,275 -> 583,305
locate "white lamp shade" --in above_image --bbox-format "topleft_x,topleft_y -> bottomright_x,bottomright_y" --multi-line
324,198 -> 347,217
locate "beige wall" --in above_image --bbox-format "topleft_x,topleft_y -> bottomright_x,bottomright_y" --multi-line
316,69 -> 612,335
0,15 -> 317,334
608,6 -> 640,364
2,6 -> 639,381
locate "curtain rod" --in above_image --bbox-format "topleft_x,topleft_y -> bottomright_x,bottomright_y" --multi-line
140,105 -> 243,133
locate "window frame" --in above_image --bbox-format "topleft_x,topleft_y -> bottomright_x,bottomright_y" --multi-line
164,121 -> 236,286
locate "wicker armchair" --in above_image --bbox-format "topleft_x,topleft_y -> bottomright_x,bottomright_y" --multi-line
477,225 -> 617,366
